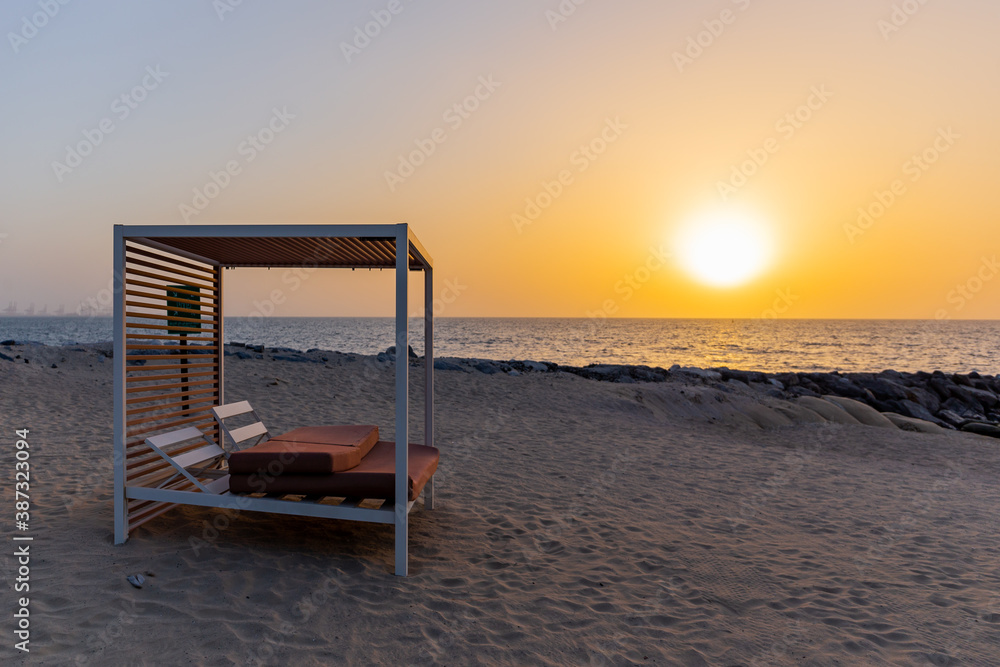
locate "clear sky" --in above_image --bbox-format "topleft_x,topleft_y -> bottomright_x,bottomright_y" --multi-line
1,0 -> 998,319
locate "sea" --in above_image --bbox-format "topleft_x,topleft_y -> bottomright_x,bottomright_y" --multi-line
1,316 -> 997,374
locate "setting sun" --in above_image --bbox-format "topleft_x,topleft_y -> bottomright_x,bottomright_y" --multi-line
675,211 -> 773,288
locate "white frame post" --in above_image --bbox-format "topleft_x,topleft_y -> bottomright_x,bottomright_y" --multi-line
423,265 -> 434,510
394,224 -> 410,576
113,226 -> 128,544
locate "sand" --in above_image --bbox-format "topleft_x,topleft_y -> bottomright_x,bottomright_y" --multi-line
2,343 -> 1000,665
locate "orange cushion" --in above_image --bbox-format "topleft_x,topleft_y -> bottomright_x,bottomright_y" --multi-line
229,425 -> 378,474
228,441 -> 439,501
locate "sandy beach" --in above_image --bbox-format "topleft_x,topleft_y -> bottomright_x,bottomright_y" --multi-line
0,342 -> 997,665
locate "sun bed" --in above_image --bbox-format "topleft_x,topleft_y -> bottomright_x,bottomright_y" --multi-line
210,400 -> 439,502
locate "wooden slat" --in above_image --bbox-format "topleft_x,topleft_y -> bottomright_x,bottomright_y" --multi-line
145,426 -> 206,449
128,501 -> 178,531
125,283 -> 209,309
212,400 -> 253,420
126,353 -> 216,361
126,312 -> 214,325
126,344 -> 219,351
127,394 -> 218,416
126,414 -> 217,439
173,444 -> 226,469
127,443 -> 206,473
125,300 -> 216,316
127,333 -> 217,342
228,422 -> 268,444
127,422 -> 218,449
124,322 -> 218,334
127,376 -> 219,393
125,255 -> 218,285
127,384 -> 218,404
126,244 -> 215,276
128,405 -> 216,427
203,477 -> 230,494
124,280 -> 217,301
127,363 -> 218,374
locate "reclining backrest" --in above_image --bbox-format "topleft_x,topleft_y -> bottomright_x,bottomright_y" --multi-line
212,401 -> 270,452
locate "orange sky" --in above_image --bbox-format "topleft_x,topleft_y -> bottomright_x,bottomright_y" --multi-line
2,1 -> 998,319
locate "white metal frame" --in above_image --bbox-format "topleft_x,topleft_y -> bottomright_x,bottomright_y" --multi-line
113,224 -> 435,576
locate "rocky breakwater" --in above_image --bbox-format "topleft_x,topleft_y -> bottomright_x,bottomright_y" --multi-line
430,355 -> 1000,438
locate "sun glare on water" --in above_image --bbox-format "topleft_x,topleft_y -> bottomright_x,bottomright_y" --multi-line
675,211 -> 773,288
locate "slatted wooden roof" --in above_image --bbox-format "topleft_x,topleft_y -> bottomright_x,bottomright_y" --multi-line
121,224 -> 432,269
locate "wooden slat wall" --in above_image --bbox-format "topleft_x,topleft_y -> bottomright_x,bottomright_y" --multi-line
123,241 -> 223,530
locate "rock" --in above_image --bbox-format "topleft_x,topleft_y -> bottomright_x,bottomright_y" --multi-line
928,377 -> 956,401
474,362 -> 501,375
272,353 -> 313,363
961,422 -> 1000,438
883,413 -> 948,434
775,373 -> 799,387
0,339 -> 16,346
50,363 -> 57,369
0,352 -> 13,362
937,409 -> 966,428
376,352 -> 389,363
905,386 -> 941,413
796,396 -> 860,424
822,396 -> 897,429
890,399 -> 949,427
671,367 -> 722,381
521,361 -> 549,373
787,386 -> 822,398
855,377 -> 909,402
433,360 -> 465,372
508,370 -> 521,376
940,397 -> 986,422
963,386 -> 999,409
718,368 -> 767,384
807,374 -> 868,400
126,574 -> 145,589
951,373 -> 972,387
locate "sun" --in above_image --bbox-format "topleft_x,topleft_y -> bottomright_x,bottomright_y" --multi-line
675,210 -> 773,288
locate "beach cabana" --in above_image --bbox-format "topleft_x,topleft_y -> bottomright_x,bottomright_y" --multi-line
112,224 -> 435,576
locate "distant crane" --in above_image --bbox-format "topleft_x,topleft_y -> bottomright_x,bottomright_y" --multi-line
2,301 -> 16,315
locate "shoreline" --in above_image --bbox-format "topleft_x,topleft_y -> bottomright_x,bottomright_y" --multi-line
4,339 -> 1000,435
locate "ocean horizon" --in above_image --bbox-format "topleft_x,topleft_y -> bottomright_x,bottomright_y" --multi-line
2,316 -> 997,374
